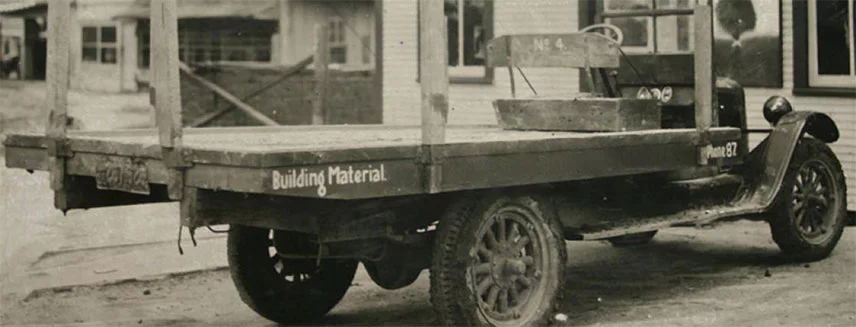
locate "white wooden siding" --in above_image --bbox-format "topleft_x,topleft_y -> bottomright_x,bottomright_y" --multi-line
744,0 -> 856,208
382,0 -> 856,208
382,0 -> 579,126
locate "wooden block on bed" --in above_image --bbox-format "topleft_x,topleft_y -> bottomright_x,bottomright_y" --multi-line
493,98 -> 661,132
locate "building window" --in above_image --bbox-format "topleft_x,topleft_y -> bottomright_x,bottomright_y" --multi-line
329,18 -> 347,64
808,0 -> 855,88
794,0 -> 856,96
444,0 -> 492,81
81,25 -> 118,64
600,0 -> 693,53
137,19 -> 275,68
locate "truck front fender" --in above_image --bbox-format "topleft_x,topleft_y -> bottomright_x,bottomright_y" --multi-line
776,111 -> 839,143
737,111 -> 840,210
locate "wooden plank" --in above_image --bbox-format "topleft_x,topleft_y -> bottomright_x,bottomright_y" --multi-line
694,4 -> 716,165
418,0 -> 449,194
486,34 -> 620,68
419,0 -> 449,145
150,0 -> 183,148
493,98 -> 661,132
178,62 -> 279,126
313,24 -> 330,125
45,0 -> 71,193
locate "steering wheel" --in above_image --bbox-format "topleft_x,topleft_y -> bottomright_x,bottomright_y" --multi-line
579,23 -> 624,45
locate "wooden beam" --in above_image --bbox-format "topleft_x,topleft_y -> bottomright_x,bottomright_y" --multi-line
694,4 -> 716,164
150,0 -> 183,148
45,0 -> 72,210
178,62 -> 280,126
418,0 -> 449,145
313,24 -> 330,125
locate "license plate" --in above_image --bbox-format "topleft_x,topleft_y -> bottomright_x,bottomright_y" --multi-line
95,157 -> 150,195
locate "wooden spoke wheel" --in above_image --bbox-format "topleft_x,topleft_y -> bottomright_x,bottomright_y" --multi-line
227,225 -> 357,325
769,138 -> 847,262
431,195 -> 566,326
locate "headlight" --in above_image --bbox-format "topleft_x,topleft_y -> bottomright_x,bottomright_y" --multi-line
762,95 -> 792,125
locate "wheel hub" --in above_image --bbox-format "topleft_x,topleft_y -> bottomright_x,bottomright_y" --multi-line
471,209 -> 545,322
792,161 -> 836,240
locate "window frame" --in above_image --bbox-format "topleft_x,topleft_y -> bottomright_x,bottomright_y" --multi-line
136,19 -> 276,68
599,0 -> 695,54
80,23 -> 118,65
793,0 -> 856,97
328,17 -> 348,64
418,0 -> 494,84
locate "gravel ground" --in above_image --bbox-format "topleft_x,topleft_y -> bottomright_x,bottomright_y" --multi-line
1,222 -> 853,327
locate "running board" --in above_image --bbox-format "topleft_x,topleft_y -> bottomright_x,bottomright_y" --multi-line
577,115 -> 810,240
577,201 -> 766,240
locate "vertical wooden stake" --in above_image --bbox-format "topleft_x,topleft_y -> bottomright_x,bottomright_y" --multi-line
151,0 -> 182,148
418,0 -> 449,144
694,4 -> 716,165
418,0 -> 448,193
313,24 -> 329,125
45,0 -> 72,209
151,0 -> 185,200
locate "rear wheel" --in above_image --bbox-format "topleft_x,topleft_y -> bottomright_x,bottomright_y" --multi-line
769,138 -> 847,262
431,194 -> 566,326
607,231 -> 657,247
227,225 -> 357,325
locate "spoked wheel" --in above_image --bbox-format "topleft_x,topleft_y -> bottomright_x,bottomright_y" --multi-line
227,225 -> 357,325
769,138 -> 847,262
431,195 -> 566,326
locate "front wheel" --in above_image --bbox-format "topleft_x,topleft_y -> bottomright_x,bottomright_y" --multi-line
227,225 -> 358,325
431,194 -> 567,326
768,138 -> 847,262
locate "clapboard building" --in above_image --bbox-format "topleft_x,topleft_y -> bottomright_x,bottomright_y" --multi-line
0,0 -> 376,92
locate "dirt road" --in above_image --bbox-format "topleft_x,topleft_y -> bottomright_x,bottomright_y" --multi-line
2,222 -> 853,327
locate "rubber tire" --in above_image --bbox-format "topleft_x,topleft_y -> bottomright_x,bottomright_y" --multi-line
768,138 -> 847,262
607,231 -> 658,247
227,225 -> 358,325
430,194 -> 567,326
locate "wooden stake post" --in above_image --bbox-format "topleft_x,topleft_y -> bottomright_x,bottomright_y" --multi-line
45,0 -> 72,210
150,0 -> 186,200
313,24 -> 330,125
418,0 -> 449,193
694,4 -> 717,165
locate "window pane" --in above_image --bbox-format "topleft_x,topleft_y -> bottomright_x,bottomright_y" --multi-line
605,0 -> 652,11
101,47 -> 117,64
462,0 -> 487,66
82,27 -> 97,43
255,48 -> 271,62
101,27 -> 117,43
606,17 -> 651,47
656,0 -> 691,9
82,47 -> 98,61
330,46 -> 346,64
445,0 -> 460,66
815,0 -> 851,75
656,15 -> 693,52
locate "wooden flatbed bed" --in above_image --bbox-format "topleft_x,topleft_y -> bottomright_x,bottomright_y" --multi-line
4,125 -> 740,200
